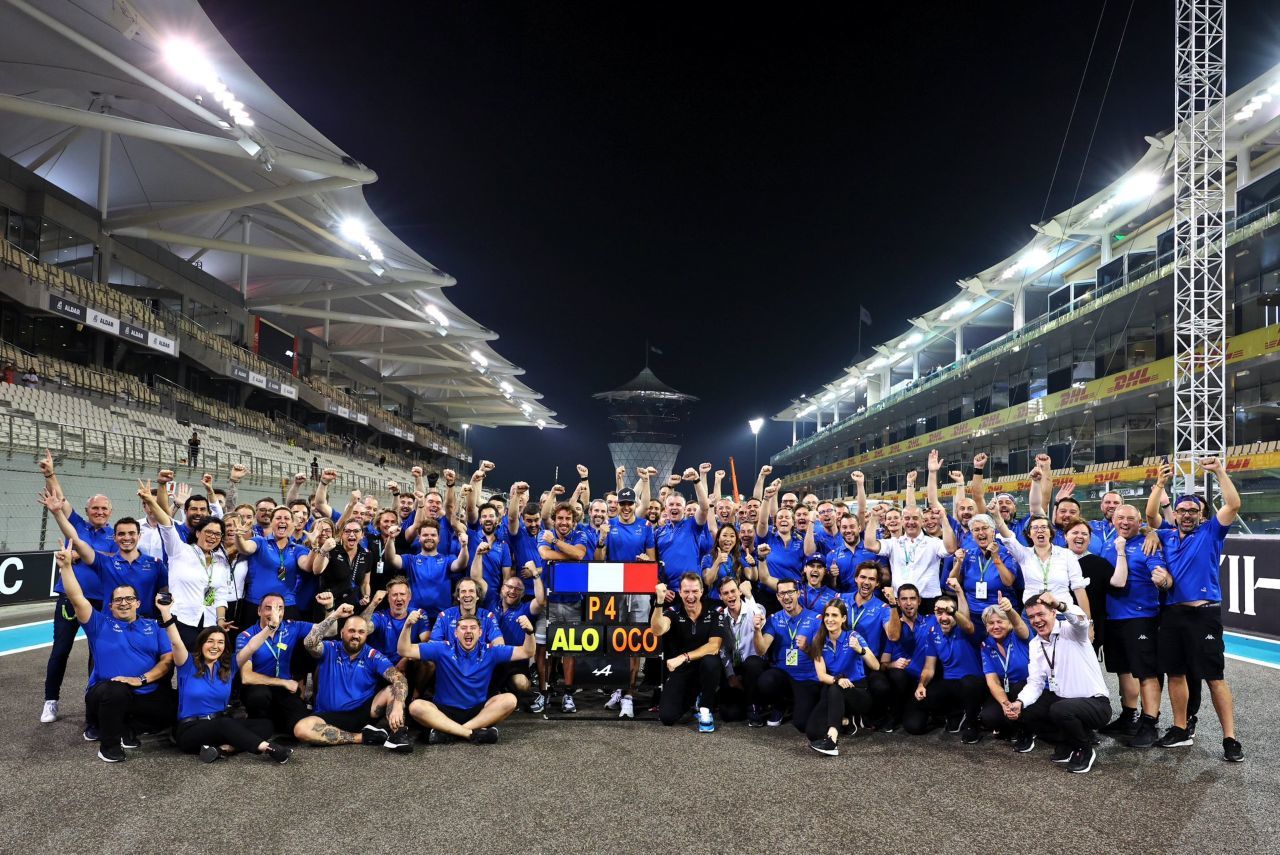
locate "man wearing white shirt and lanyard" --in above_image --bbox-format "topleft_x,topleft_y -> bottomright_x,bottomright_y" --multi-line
863,461 -> 956,614
994,514 -> 1092,620
1005,592 -> 1111,774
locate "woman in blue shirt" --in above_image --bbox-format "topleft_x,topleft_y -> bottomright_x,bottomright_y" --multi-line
806,599 -> 881,757
156,595 -> 293,764
977,592 -> 1031,743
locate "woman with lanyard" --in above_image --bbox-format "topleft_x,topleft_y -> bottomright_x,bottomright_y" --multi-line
139,481 -> 233,651
700,525 -> 755,602
949,514 -> 1021,642
806,599 -> 881,756
324,517 -> 373,612
993,513 -> 1092,621
155,593 -> 292,764
294,517 -> 334,619
977,592 -> 1031,743
235,506 -> 320,620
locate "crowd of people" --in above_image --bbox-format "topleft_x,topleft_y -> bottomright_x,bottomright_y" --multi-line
32,446 -> 1244,773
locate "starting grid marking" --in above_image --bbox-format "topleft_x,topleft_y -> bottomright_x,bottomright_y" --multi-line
1,619 -> 1279,670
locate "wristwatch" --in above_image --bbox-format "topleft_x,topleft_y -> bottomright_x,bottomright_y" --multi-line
138,674 -> 148,685
1055,602 -> 1068,613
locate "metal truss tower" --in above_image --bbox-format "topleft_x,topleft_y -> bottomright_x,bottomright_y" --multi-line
1172,0 -> 1227,497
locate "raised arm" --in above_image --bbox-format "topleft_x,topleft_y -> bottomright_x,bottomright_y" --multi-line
468,461 -> 494,524
39,490 -> 96,564
156,595 -> 189,667
945,577 -> 973,634
903,469 -> 918,511
969,452 -> 988,508
37,449 -> 72,518
397,609 -> 425,660
54,548 -> 94,624
575,464 -> 591,505
1146,461 -> 1171,528
314,468 -> 337,518
285,472 -> 306,505
235,621 -> 274,669
756,480 -> 779,540
852,470 -> 867,530
450,531 -> 471,573
926,450 -> 941,511
470,540 -> 492,600
1203,457 -> 1241,527
636,467 -> 654,509
508,482 -> 526,537
752,465 -> 772,502
650,583 -> 672,635
137,479 -> 172,527
304,603 -> 352,658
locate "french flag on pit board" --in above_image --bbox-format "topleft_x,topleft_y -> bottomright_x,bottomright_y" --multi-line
547,562 -> 659,595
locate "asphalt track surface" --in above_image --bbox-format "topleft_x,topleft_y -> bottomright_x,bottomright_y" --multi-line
3,637 -> 1277,854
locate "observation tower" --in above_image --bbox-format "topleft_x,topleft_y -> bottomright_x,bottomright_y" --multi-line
593,366 -> 697,481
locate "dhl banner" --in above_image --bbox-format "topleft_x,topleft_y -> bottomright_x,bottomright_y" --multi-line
785,323 -> 1280,486
866,451 -> 1280,501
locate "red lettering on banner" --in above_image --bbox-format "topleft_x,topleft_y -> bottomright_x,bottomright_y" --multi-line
1225,348 -> 1243,361
978,414 -> 1002,429
1227,457 -> 1249,472
1109,367 -> 1152,393
1060,387 -> 1089,406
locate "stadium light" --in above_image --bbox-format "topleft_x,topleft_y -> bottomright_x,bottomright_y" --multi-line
423,302 -> 449,331
898,332 -> 924,348
749,418 -> 764,435
470,349 -> 489,367
536,419 -> 546,429
749,417 -> 765,471
338,218 -> 385,263
163,39 -> 254,127
499,380 -> 513,393
1116,171 -> 1160,202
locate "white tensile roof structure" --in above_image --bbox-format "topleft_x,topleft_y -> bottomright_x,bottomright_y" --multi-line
0,0 -> 559,429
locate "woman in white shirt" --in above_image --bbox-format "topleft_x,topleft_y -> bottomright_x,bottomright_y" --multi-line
138,480 -> 233,650
993,513 -> 1092,620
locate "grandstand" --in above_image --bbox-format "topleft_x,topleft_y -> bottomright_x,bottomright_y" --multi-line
767,61 -> 1280,533
0,0 -> 558,516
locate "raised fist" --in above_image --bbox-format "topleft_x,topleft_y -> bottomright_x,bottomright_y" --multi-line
294,473 -> 308,486
230,463 -> 248,481
760,465 -> 773,477
576,464 -> 589,479
973,452 -> 988,468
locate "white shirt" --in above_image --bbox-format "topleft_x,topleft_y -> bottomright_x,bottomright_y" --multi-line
875,534 -> 949,598
137,521 -> 164,560
158,524 -> 231,626
1018,606 -> 1108,705
999,538 -> 1085,600
719,598 -> 766,676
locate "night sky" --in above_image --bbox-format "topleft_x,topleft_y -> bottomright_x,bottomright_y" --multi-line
203,1 -> 1280,489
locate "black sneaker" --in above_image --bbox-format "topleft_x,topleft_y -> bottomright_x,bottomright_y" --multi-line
266,743 -> 293,764
881,717 -> 901,734
427,728 -> 457,745
945,712 -> 965,733
83,725 -> 101,742
1100,708 -> 1138,738
1222,737 -> 1244,763
1067,746 -> 1097,774
120,730 -> 141,750
97,742 -> 126,763
198,745 -> 222,764
360,725 -> 389,746
1051,743 -> 1073,763
746,706 -> 764,727
808,737 -> 839,757
1154,726 -> 1193,748
471,727 -> 500,745
384,727 -> 414,754
960,727 -> 982,745
843,718 -> 859,738
1186,714 -> 1198,740
1013,733 -> 1036,753
1127,715 -> 1159,749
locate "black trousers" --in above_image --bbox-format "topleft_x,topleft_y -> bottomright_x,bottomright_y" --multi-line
1020,692 -> 1111,750
736,655 -> 770,712
865,670 -> 892,720
883,667 -> 916,721
85,681 -> 175,748
659,656 -> 723,725
980,681 -> 1027,733
241,683 -> 311,733
757,667 -> 822,732
806,680 -> 872,741
904,674 -> 986,735
174,716 -> 273,754
44,595 -> 100,701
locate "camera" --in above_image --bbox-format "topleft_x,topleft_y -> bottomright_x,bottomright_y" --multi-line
157,592 -> 173,606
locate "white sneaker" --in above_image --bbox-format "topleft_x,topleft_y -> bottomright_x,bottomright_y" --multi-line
40,700 -> 58,723
619,695 -> 635,719
604,688 -> 623,710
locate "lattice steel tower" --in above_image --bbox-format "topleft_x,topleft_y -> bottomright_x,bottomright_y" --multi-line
1172,0 -> 1227,496
593,367 -> 698,482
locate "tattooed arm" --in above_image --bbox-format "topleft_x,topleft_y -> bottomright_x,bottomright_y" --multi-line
304,603 -> 353,658
383,666 -> 408,731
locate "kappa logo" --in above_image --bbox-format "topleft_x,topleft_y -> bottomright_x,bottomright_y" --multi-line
1205,634 -> 1216,641
1137,634 -> 1149,640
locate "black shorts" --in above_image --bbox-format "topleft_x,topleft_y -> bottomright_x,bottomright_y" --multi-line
315,707 -> 373,734
439,703 -> 484,725
1158,603 -> 1226,681
1103,617 -> 1160,679
488,661 -> 524,694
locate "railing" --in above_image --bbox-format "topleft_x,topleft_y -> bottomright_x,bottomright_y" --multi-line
774,199 -> 1280,466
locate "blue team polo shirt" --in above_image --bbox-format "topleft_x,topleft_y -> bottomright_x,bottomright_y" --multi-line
55,510 -> 115,599
955,545 -> 1022,613
1101,539 -> 1168,620
90,552 -> 168,617
759,528 -> 806,583
839,594 -> 890,658
1158,516 -> 1229,605
508,525 -> 545,596
429,607 -> 503,646
234,620 -> 314,680
83,610 -> 171,694
416,641 -> 519,709
1088,519 -> 1119,556
811,527 -> 842,557
603,518 -> 655,563
819,630 -> 871,681
921,624 -> 982,679
402,553 -> 454,616
244,536 -> 309,606
176,657 -> 233,719
981,633 -> 1031,686
797,583 -> 837,614
655,518 -> 706,584
827,541 -> 885,593
496,601 -> 535,645
313,640 -> 394,714
883,614 -> 937,677
761,609 -> 821,681
464,536 -> 512,611
368,611 -> 410,664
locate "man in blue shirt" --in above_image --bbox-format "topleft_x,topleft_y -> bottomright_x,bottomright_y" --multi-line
507,481 -> 547,597
236,592 -> 324,733
401,609 -> 536,744
594,486 -> 657,715
655,466 -> 712,590
466,505 -> 512,611
293,603 -> 411,752
493,568 -> 545,705
1146,458 -> 1243,761
539,502 -> 591,713
880,584 -> 934,731
387,525 -> 469,620
53,549 -> 175,763
907,584 -> 985,744
751,578 -> 823,732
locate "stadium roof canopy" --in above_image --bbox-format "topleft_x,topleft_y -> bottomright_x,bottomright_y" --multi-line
775,60 -> 1280,423
0,0 -> 559,429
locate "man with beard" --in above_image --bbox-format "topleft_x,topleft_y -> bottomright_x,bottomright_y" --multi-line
880,584 -> 932,731
430,577 -> 503,647
365,577 -> 413,668
294,603 -> 411,752
908,585 -> 984,743
539,502 -> 591,713
596,486 -> 658,717
385,524 -> 469,622
826,513 -> 882,594
655,466 -> 712,592
237,592 -> 325,734
466,503 -> 512,611
492,567 -> 546,704
752,578 -> 822,731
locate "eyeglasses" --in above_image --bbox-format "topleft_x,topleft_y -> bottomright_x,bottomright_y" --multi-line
111,596 -> 138,604
343,528 -> 363,534
777,589 -> 797,597
1174,508 -> 1201,516
933,607 -> 955,615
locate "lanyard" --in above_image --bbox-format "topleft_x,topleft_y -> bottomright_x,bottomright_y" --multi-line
192,545 -> 214,588
785,613 -> 803,647
1041,636 -> 1058,680
976,552 -> 994,583
1032,549 -> 1053,587
850,597 -> 871,630
902,537 -> 918,564
275,541 -> 289,581
263,625 -> 283,676
996,640 -> 1011,677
